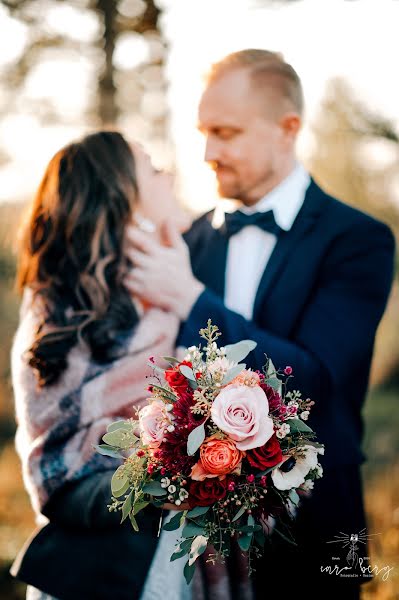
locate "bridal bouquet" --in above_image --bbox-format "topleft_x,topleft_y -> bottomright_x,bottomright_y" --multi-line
96,321 -> 324,583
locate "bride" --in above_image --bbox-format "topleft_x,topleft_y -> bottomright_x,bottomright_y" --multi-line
10,130 -> 192,600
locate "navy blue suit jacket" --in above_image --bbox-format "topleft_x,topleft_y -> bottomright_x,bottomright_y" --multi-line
180,180 -> 395,469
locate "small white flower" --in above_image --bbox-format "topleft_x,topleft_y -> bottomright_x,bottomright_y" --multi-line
179,489 -> 189,499
301,479 -> 314,492
168,495 -> 174,501
160,477 -> 170,488
165,404 -> 173,412
167,424 -> 175,432
168,485 -> 177,493
300,410 -> 310,421
315,463 -> 323,477
276,423 -> 290,439
175,499 -> 182,506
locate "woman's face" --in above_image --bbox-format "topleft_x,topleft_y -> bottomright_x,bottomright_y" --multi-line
132,144 -> 189,235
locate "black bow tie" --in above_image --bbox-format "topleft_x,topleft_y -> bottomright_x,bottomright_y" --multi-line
224,209 -> 282,238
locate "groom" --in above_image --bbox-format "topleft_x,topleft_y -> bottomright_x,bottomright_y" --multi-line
127,50 -> 395,597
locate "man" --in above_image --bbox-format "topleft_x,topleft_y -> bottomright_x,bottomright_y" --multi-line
126,49 -> 395,598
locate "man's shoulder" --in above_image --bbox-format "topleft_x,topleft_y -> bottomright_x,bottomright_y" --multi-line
312,180 -> 394,243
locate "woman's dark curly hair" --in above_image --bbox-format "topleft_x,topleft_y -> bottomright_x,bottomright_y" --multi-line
16,130 -> 140,387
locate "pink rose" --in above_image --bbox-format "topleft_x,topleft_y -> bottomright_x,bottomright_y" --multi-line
139,400 -> 170,447
211,384 -> 274,451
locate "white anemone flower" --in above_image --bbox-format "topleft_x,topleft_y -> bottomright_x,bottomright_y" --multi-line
271,445 -> 320,491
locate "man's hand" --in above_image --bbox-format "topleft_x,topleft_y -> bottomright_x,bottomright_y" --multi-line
124,221 -> 204,320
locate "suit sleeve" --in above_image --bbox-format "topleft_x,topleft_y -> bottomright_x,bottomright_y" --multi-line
179,220 -> 395,402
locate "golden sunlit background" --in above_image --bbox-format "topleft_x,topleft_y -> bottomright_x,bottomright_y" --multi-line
0,0 -> 398,598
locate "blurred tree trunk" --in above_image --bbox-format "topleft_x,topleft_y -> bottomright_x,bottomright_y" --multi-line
96,0 -> 118,124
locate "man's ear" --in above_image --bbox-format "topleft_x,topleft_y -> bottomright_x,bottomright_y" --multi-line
280,112 -> 301,139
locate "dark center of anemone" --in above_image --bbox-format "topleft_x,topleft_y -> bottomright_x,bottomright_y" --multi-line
280,456 -> 296,472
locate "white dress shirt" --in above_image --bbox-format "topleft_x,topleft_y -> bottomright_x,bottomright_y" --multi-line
219,163 -> 311,320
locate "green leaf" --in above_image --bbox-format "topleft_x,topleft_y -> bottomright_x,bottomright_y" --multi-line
180,364 -> 196,381
183,559 -> 196,584
121,490 -> 133,522
232,505 -> 246,522
94,444 -> 123,459
163,511 -> 185,531
163,356 -> 181,365
170,539 -> 192,561
186,506 -> 210,519
267,376 -> 282,394
266,358 -> 276,376
187,423 -> 205,456
238,524 -> 262,533
129,513 -> 139,532
111,469 -> 129,497
107,420 -> 131,433
143,481 -> 167,497
238,534 -> 253,552
289,489 -> 300,506
247,514 -> 255,527
222,363 -> 246,385
133,500 -> 149,516
103,428 -> 137,449
254,530 -> 266,548
287,418 -> 313,435
189,535 -> 208,566
182,522 -> 205,538
224,340 -> 257,363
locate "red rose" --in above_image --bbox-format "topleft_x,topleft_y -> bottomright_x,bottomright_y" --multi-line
246,434 -> 283,470
164,360 -> 192,393
188,478 -> 228,507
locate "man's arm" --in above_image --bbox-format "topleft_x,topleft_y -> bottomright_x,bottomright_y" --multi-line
179,221 -> 395,401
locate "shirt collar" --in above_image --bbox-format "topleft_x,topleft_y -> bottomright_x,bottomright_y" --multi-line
213,163 -> 311,232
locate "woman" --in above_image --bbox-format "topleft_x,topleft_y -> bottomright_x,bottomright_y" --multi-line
10,130 -> 191,600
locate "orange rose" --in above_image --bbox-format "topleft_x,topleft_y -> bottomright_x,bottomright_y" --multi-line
190,435 -> 243,481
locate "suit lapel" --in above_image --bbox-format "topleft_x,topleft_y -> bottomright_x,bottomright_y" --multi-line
193,225 -> 228,298
253,180 -> 324,319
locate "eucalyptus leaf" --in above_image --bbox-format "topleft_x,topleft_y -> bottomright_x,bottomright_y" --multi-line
163,356 -> 181,365
238,525 -> 262,533
129,513 -> 139,532
254,529 -> 266,548
94,444 -> 123,459
183,559 -> 196,585
121,490 -> 133,522
289,489 -> 300,506
266,358 -> 276,376
170,539 -> 192,561
182,522 -> 205,538
247,514 -> 255,527
111,469 -> 129,497
222,363 -> 246,385
103,428 -> 137,449
133,500 -> 149,516
180,365 -> 196,381
143,481 -> 167,497
238,534 -> 253,552
187,506 -> 210,519
163,511 -> 185,531
267,376 -> 282,394
187,423 -> 205,456
107,420 -> 131,433
224,340 -> 257,363
287,418 -> 313,435
188,535 -> 208,566
232,505 -> 246,522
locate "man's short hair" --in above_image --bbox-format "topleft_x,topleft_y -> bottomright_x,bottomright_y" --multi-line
207,49 -> 304,116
